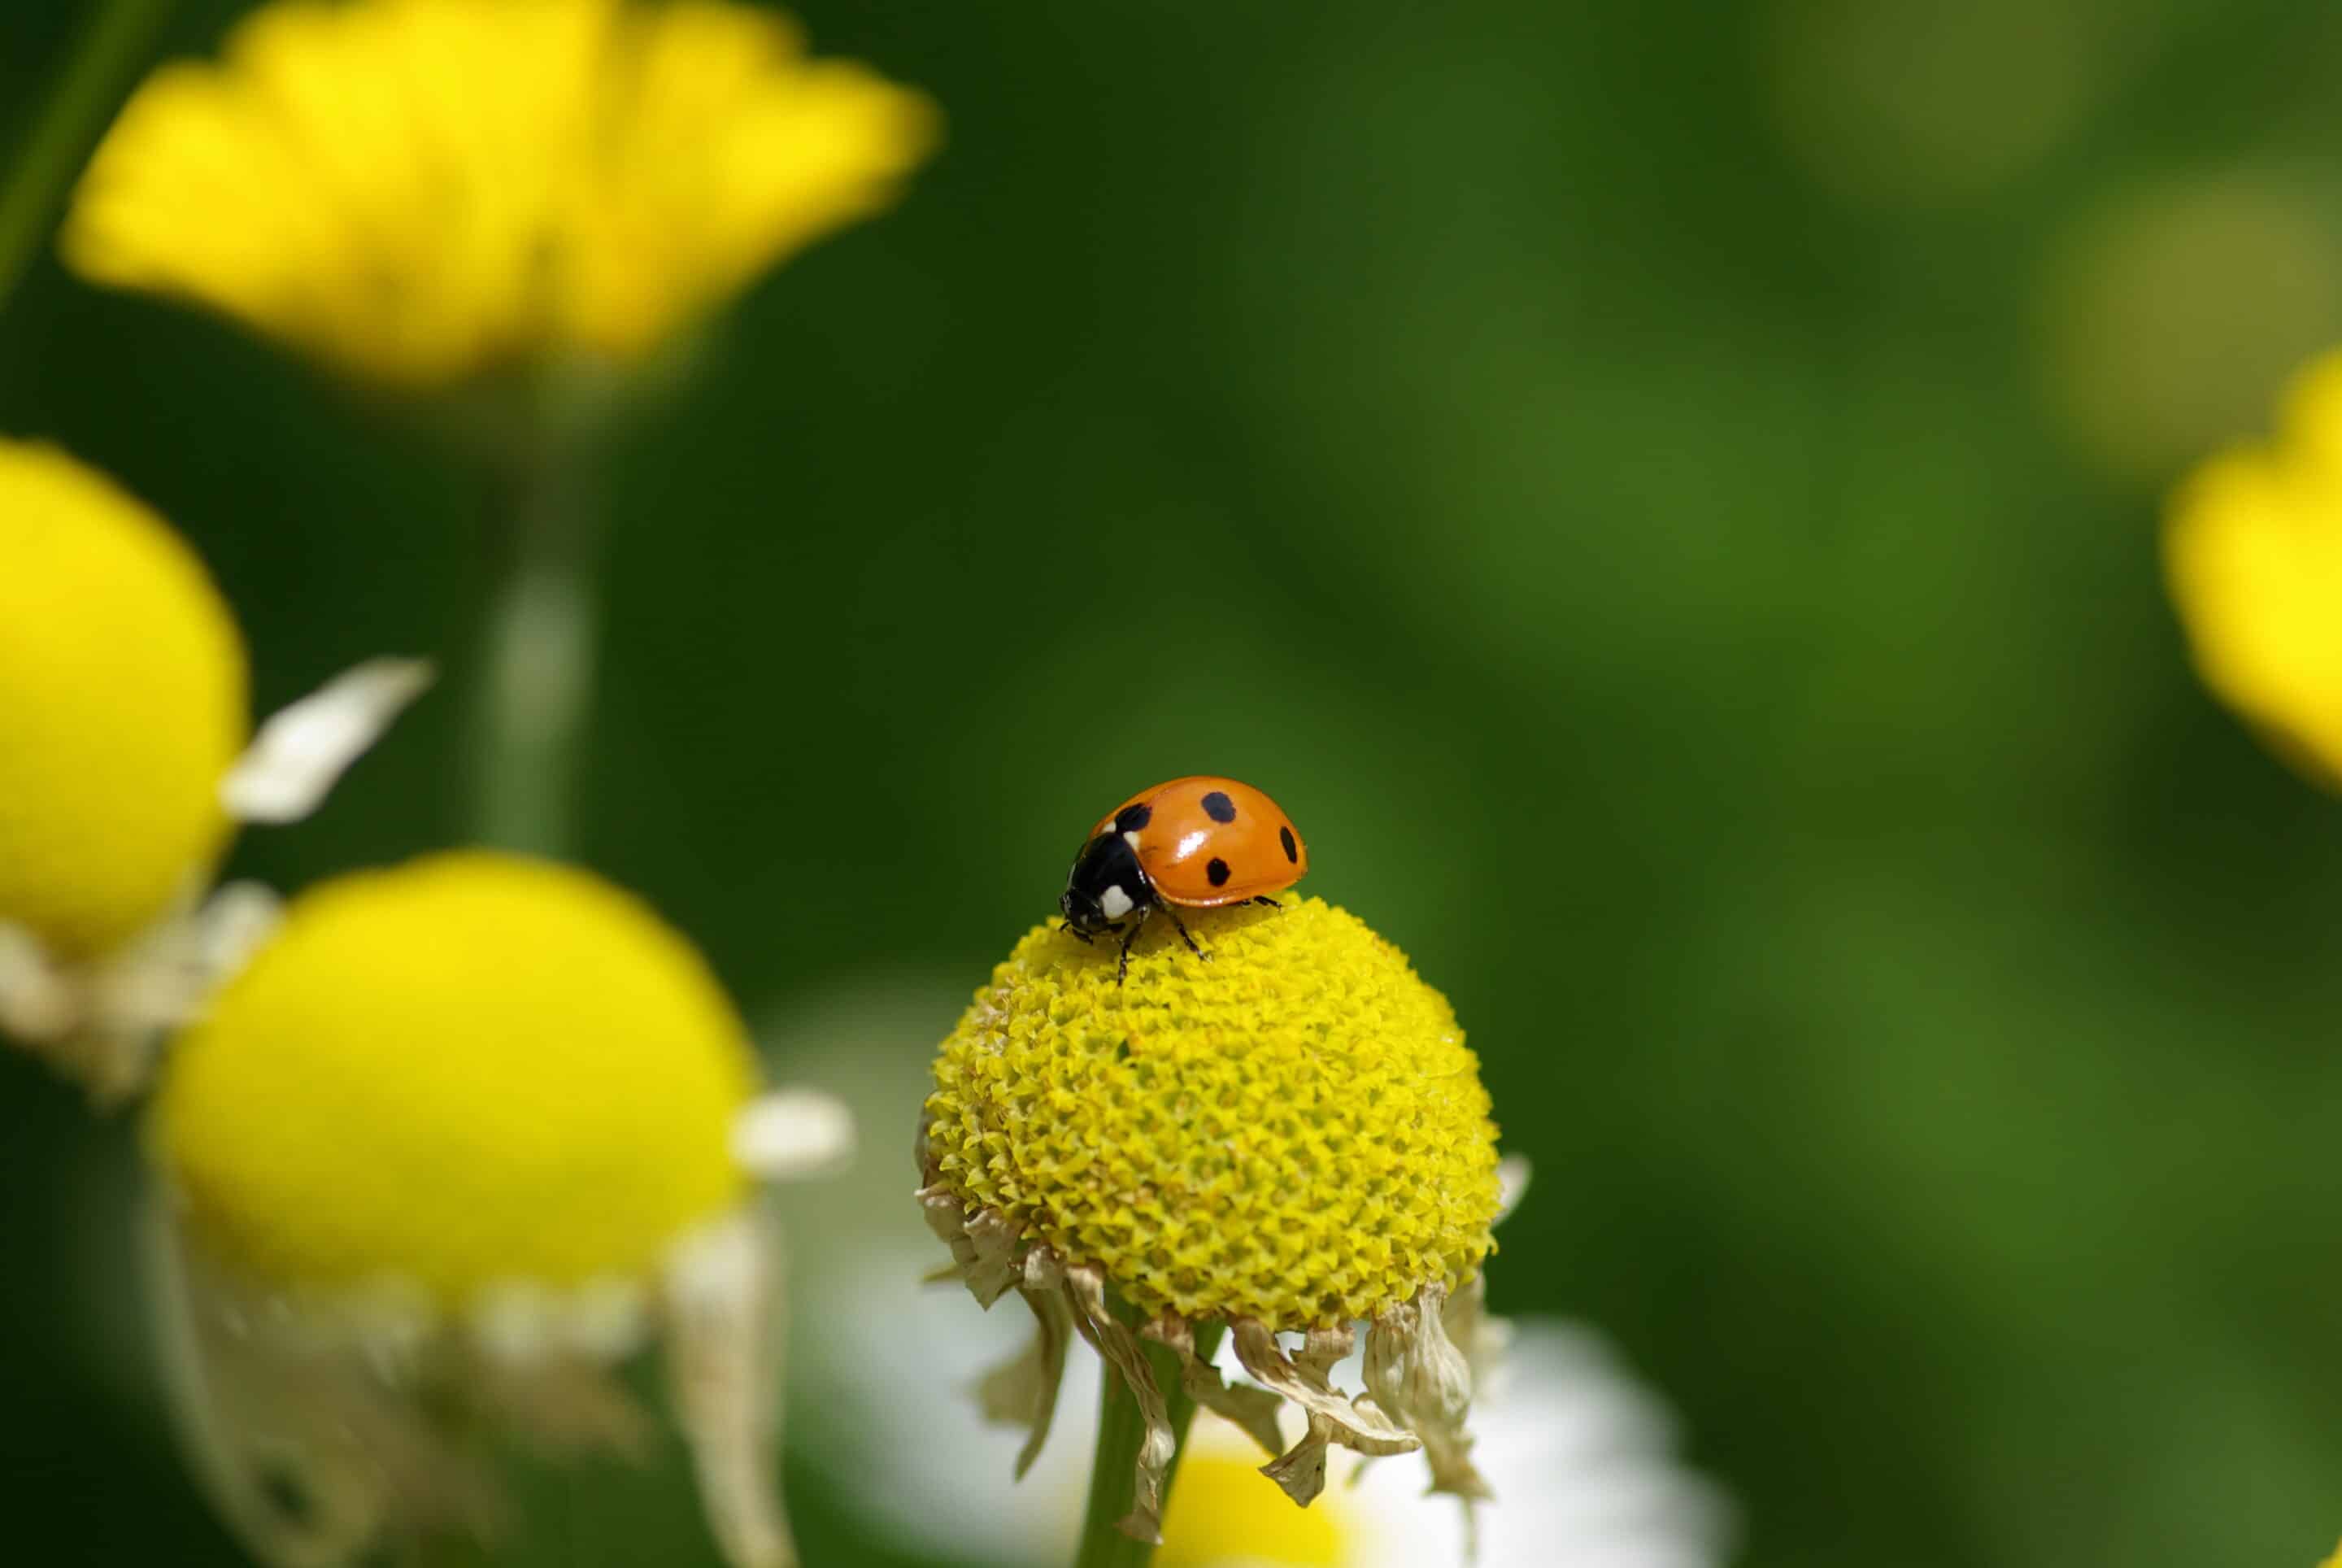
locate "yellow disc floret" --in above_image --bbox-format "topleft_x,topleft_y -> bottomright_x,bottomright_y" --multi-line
924,899 -> 1501,1327
155,852 -> 757,1304
0,441 -> 247,957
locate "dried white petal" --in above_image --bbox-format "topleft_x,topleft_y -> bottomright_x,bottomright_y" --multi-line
1142,1315 -> 1285,1459
472,1280 -> 561,1367
0,922 -> 77,1042
564,1277 -> 651,1363
916,1190 -> 1022,1309
1230,1318 -> 1417,1491
1442,1271 -> 1513,1398
146,1196 -> 498,1567
1244,1325 -> 1393,1507
974,1250 -> 1076,1479
222,659 -> 433,824
1365,1282 -> 1491,1502
187,881 -> 283,996
7,881 -> 280,1104
1262,1419 -> 1332,1505
0,921 -> 166,1104
917,1185 -> 968,1250
733,1088 -> 855,1181
664,1211 -> 797,1568
1063,1264 -> 1175,1544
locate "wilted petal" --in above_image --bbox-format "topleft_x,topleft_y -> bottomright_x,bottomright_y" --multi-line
916,1190 -> 1021,1309
1143,1314 -> 1286,1459
1230,1318 -> 1417,1479
187,881 -> 284,988
664,1210 -> 796,1568
1442,1271 -> 1513,1398
1365,1282 -> 1491,1502
1063,1264 -> 1175,1544
146,1197 -> 497,1568
973,1249 -> 1075,1479
0,922 -> 79,1043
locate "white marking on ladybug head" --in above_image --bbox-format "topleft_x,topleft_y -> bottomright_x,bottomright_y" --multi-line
1099,885 -> 1134,921
1122,830 -> 1143,850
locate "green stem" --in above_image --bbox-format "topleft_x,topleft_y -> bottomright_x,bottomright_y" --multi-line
1072,1318 -> 1225,1568
473,416 -> 603,857
0,0 -> 176,319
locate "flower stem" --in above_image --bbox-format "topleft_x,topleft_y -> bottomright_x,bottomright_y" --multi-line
0,0 -> 175,318
473,414 -> 604,858
1071,1318 -> 1225,1568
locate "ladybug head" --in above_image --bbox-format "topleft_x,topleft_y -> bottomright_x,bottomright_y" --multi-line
1060,831 -> 1149,939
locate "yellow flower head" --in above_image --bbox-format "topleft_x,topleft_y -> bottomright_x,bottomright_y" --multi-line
0,441 -> 246,959
150,851 -> 851,1568
158,852 -> 755,1301
65,0 -> 938,388
2166,349 -> 2342,786
919,899 -> 1504,1543
925,900 -> 1500,1326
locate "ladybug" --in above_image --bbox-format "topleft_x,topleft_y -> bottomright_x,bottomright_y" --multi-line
1060,775 -> 1308,982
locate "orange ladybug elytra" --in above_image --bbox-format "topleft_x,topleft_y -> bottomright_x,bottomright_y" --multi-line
1059,775 -> 1308,982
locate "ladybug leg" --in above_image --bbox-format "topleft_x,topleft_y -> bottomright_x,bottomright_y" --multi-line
1158,902 -> 1208,960
1114,913 -> 1147,985
1247,896 -> 1283,912
1061,919 -> 1095,944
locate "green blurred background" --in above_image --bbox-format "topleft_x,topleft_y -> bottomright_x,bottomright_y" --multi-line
7,1 -> 2342,1564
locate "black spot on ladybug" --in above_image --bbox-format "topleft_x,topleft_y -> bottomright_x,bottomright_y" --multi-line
1280,825 -> 1298,863
1201,791 -> 1237,823
1206,856 -> 1232,886
1115,803 -> 1152,833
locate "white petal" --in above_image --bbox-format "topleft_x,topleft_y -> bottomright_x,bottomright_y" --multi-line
222,659 -> 433,824
732,1088 -> 856,1182
1495,1155 -> 1534,1226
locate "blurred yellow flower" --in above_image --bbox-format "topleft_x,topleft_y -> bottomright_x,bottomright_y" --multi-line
0,438 -> 422,1100
151,852 -> 856,1568
0,442 -> 245,958
65,0 -> 937,388
1156,1444 -> 1347,1567
2166,351 -> 2342,786
920,898 -> 1505,1543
